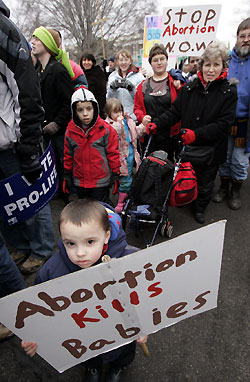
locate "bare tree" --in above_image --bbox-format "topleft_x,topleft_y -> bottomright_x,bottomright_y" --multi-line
231,0 -> 250,43
13,0 -> 157,61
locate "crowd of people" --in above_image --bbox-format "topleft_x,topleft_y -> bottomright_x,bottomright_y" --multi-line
0,0 -> 250,380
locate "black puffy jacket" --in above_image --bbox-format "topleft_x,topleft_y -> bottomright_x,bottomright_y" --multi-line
38,56 -> 74,135
154,74 -> 238,165
0,0 -> 44,156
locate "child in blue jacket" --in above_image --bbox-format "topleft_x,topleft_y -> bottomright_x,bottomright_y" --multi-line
22,199 -> 147,382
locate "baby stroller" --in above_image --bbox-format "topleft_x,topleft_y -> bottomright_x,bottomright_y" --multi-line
122,136 -> 177,247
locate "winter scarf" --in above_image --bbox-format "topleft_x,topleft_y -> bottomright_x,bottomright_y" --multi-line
197,68 -> 228,87
33,26 -> 74,78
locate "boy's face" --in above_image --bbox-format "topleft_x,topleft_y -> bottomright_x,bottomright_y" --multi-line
61,220 -> 110,269
75,101 -> 94,125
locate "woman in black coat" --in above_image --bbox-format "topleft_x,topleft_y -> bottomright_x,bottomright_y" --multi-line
153,41 -> 238,223
80,51 -> 107,118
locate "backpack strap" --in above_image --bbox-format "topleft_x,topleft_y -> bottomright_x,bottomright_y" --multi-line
130,158 -> 151,203
153,164 -> 162,206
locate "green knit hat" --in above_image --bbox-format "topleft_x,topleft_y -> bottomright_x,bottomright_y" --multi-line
33,26 -> 74,78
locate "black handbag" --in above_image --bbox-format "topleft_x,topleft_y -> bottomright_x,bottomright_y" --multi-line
180,145 -> 215,167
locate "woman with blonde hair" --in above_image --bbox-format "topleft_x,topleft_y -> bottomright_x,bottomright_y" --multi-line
106,49 -> 144,122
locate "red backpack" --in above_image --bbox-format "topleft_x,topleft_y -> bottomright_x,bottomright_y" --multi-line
169,162 -> 197,207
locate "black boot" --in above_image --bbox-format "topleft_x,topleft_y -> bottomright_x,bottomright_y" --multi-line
85,367 -> 101,382
194,211 -> 205,224
191,201 -> 205,224
228,179 -> 243,210
212,177 -> 230,203
105,366 -> 127,382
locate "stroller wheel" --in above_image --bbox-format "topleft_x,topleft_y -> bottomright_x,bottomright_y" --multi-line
160,221 -> 174,238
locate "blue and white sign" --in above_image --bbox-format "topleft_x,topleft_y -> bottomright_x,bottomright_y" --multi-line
0,143 -> 58,225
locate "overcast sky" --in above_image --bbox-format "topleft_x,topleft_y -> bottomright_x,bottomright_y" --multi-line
3,0 -> 249,48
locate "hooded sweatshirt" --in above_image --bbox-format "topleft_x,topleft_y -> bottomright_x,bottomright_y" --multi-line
64,87 -> 120,188
228,48 -> 250,119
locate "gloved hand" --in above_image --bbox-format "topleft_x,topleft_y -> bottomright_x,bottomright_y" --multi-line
146,122 -> 157,135
110,79 -> 120,90
109,172 -> 120,194
102,59 -> 108,70
63,172 -> 73,194
43,122 -> 60,136
20,155 -> 42,184
181,129 -> 196,145
124,80 -> 135,91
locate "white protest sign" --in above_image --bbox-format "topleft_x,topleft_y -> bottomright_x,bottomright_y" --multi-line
143,15 -> 162,59
142,14 -> 175,75
160,4 -> 221,56
0,221 -> 225,373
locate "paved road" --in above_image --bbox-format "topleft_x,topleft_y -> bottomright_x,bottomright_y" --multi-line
0,175 -> 249,382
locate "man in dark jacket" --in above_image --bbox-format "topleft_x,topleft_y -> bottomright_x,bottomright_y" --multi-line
0,0 -> 55,276
32,26 -> 74,196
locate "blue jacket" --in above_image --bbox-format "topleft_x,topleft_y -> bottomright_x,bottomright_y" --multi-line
228,48 -> 250,119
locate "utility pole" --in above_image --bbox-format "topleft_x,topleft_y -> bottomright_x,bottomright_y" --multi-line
91,0 -> 109,59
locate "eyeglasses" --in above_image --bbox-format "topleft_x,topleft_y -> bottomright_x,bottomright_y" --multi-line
151,57 -> 167,64
237,33 -> 250,41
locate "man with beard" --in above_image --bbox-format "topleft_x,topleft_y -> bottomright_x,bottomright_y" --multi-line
213,18 -> 250,210
188,56 -> 200,75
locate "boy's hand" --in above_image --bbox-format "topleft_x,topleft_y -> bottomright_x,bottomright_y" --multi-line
21,340 -> 37,357
137,335 -> 148,344
109,172 -> 120,194
63,171 -> 72,194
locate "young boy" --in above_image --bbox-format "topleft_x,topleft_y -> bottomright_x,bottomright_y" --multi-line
63,87 -> 121,204
22,199 -> 147,382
